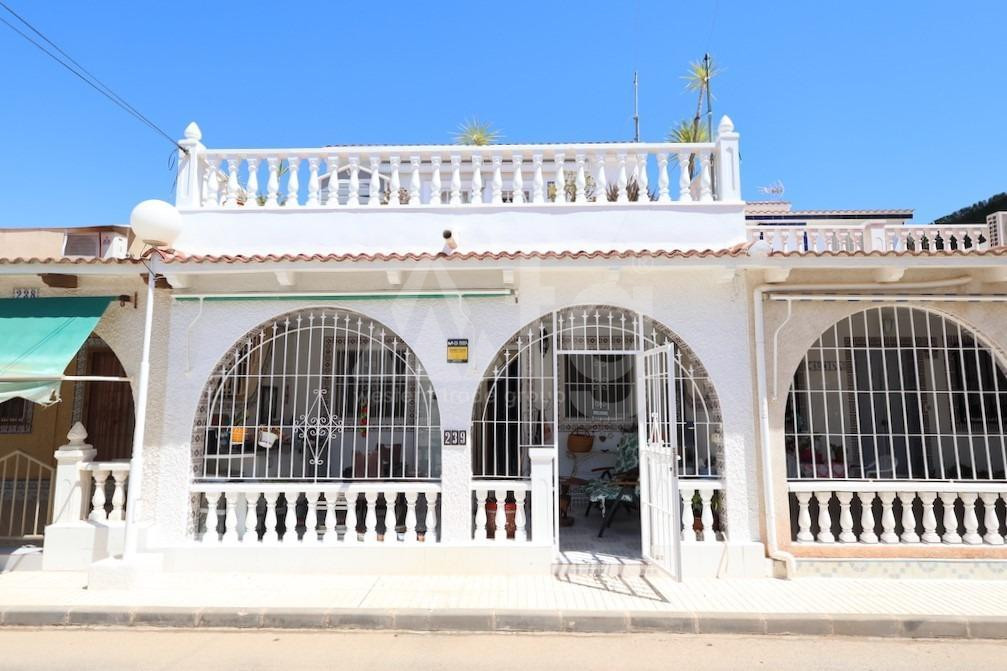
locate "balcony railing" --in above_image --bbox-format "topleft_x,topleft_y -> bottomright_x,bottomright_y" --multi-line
748,223 -> 990,254
173,118 -> 742,211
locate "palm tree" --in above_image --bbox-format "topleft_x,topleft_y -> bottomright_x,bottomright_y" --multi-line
454,119 -> 502,146
682,54 -> 720,142
667,120 -> 709,179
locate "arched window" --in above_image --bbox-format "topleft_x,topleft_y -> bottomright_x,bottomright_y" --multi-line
191,309 -> 440,482
471,306 -> 722,479
785,306 -> 1007,481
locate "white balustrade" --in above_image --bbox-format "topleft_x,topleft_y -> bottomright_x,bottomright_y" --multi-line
193,483 -> 440,545
471,482 -> 532,543
679,480 -> 725,542
84,462 -> 131,522
182,140 -> 726,210
748,223 -> 988,254
789,482 -> 1007,546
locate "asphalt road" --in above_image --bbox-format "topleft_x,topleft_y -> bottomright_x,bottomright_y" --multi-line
1,630 -> 1005,671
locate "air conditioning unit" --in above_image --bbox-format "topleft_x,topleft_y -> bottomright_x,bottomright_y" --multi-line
62,232 -> 100,257
988,211 -> 1007,248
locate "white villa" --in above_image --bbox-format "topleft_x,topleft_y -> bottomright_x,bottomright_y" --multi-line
2,116 -> 1006,585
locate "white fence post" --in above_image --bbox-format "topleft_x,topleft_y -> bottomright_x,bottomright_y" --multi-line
174,122 -> 205,210
527,447 -> 556,546
42,423 -> 98,570
714,115 -> 741,202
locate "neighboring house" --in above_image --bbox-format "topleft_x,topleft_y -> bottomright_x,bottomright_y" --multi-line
1,116 -> 1006,582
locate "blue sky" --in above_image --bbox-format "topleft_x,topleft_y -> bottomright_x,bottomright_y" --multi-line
0,1 -> 1003,228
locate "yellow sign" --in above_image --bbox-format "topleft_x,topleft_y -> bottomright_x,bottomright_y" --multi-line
230,427 -> 246,444
447,339 -> 469,363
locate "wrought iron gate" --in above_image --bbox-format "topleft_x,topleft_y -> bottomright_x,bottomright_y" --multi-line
0,450 -> 54,541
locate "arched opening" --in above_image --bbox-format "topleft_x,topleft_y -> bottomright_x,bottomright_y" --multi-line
191,308 -> 442,482
784,306 -> 1007,546
470,305 -> 724,564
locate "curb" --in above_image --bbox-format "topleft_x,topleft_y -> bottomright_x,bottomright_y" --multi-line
0,607 -> 1005,639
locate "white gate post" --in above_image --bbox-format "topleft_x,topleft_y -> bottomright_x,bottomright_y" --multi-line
528,447 -> 556,546
42,422 -> 99,571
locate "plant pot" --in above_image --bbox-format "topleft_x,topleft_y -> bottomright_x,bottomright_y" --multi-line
485,500 -> 517,539
258,430 -> 278,448
567,432 -> 594,454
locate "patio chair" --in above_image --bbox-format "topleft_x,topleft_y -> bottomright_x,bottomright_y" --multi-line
581,433 -> 640,538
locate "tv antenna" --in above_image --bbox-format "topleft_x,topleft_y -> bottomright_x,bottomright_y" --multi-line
758,181 -> 786,200
633,70 -> 640,142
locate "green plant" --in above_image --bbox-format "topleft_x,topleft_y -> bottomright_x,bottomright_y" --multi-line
454,119 -> 502,146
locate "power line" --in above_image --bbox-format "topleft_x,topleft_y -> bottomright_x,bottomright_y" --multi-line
0,2 -> 185,153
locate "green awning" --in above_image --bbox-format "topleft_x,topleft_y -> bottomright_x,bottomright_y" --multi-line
0,296 -> 115,405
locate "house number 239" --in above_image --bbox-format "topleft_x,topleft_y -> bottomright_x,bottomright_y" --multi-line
443,430 -> 467,446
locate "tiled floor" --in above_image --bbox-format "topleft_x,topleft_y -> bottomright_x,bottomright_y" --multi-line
557,502 -> 643,566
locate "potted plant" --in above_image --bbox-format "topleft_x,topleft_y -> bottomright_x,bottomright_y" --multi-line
567,429 -> 594,454
258,428 -> 278,449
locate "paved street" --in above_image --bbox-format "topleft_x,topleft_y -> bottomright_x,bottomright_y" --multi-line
1,630 -> 1004,671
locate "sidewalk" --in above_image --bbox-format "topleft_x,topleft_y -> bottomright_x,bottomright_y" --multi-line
1,570 -> 1005,638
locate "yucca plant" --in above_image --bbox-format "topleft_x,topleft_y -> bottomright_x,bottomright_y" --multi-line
668,120 -> 710,181
682,54 -> 720,142
454,119 -> 502,146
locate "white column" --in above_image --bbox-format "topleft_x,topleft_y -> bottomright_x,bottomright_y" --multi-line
677,152 -> 691,201
553,152 -> 566,202
635,152 -> 649,200
878,491 -> 898,543
50,423 -> 96,524
222,492 -> 239,543
388,156 -> 401,205
835,491 -> 856,543
245,157 -> 259,207
857,491 -> 878,543
429,156 -> 443,205
656,153 -> 670,202
531,154 -> 544,204
306,157 -> 320,206
470,154 -> 483,204
346,156 -> 360,206
223,158 -> 240,207
574,153 -> 586,203
699,151 -> 713,202
593,152 -> 608,202
404,491 -> 418,543
282,492 -> 297,543
897,491 -> 919,543
265,157 -> 280,207
492,491 -> 505,542
344,492 -> 359,544
491,155 -> 503,204
814,491 -> 834,543
919,491 -> 940,543
89,469 -> 109,522
262,492 -> 279,543
449,155 -> 462,205
615,153 -> 628,202
243,491 -> 258,543
474,489 -> 488,541
285,157 -> 300,207
368,155 -> 382,207
408,155 -> 421,205
528,447 -> 555,546
939,492 -> 962,543
714,115 -> 741,201
795,491 -> 813,542
364,491 -> 378,543
511,154 -> 524,204
960,492 -> 982,545
980,492 -> 1004,545
514,489 -> 528,542
699,488 -> 715,542
109,469 -> 128,522
174,122 -> 205,209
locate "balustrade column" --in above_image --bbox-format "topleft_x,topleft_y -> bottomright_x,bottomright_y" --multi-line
243,492 -> 259,543
635,152 -> 649,200
202,493 -> 220,544
474,489 -> 488,541
699,152 -> 713,201
468,154 -> 484,204
919,491 -> 940,543
656,153 -> 670,202
677,152 -> 691,201
408,155 -> 421,205
857,491 -> 878,543
388,156 -> 401,205
344,492 -> 359,543
939,492 -> 962,543
512,155 -> 524,203
897,491 -> 919,543
835,491 -> 855,543
347,156 -> 360,206
814,491 -> 834,543
222,492 -> 239,543
109,469 -> 127,522
795,491 -> 813,542
615,153 -> 628,202
303,157 -> 319,206
960,492 -> 982,544
553,153 -> 566,203
491,155 -> 503,204
262,492 -> 279,543
302,493 -> 321,544
423,488 -> 438,542
245,158 -> 259,207
574,154 -> 586,203
263,157 -> 279,208
514,490 -> 528,541
878,491 -> 898,543
531,154 -> 544,204
593,153 -> 608,202
223,158 -> 241,207
324,491 -> 339,544
368,156 -> 382,207
699,489 -> 715,542
282,492 -> 297,543
492,491 -> 505,542
680,487 -> 697,542
89,469 -> 109,522
449,155 -> 462,205
364,491 -> 378,543
203,159 -> 221,207
380,491 -> 395,541
404,491 -> 418,543
429,156 -> 443,205
980,492 -> 1004,545
284,157 -> 300,207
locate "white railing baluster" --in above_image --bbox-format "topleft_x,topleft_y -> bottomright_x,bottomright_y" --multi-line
364,491 -> 378,543
449,155 -> 462,205
553,153 -> 566,203
635,152 -> 649,201
302,492 -> 320,545
699,488 -> 715,542
593,152 -> 608,203
858,491 -> 878,543
245,158 -> 259,207
89,469 -> 109,522
202,493 -> 220,544
429,156 -> 443,205
408,155 -> 421,205
681,487 -> 697,542
109,468 -> 127,522
285,157 -> 300,207
243,491 -> 258,543
795,491 -> 814,542
423,488 -> 438,542
265,157 -> 279,208
491,155 -> 503,204
262,492 -> 279,543
961,492 -> 982,544
939,492 -> 962,543
677,152 -> 691,201
574,153 -> 586,203
344,492 -> 359,544
531,154 -> 544,204
470,154 -> 483,204
980,492 -> 1004,545
404,491 -> 418,543
814,491 -> 834,543
919,491 -> 940,543
511,155 -> 524,204
897,491 -> 919,543
346,156 -> 360,206
306,157 -> 320,207
368,155 -> 382,207
514,489 -> 527,541
324,491 -> 339,544
204,159 -> 221,206
389,156 -> 401,205
282,492 -> 297,544
878,491 -> 898,543
656,152 -> 670,202
474,488 -> 488,541
223,492 -> 239,543
223,158 -> 240,208
615,153 -> 628,202
836,491 -> 855,542
380,490 -> 394,542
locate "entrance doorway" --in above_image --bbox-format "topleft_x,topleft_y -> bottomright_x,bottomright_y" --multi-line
472,307 -> 723,578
